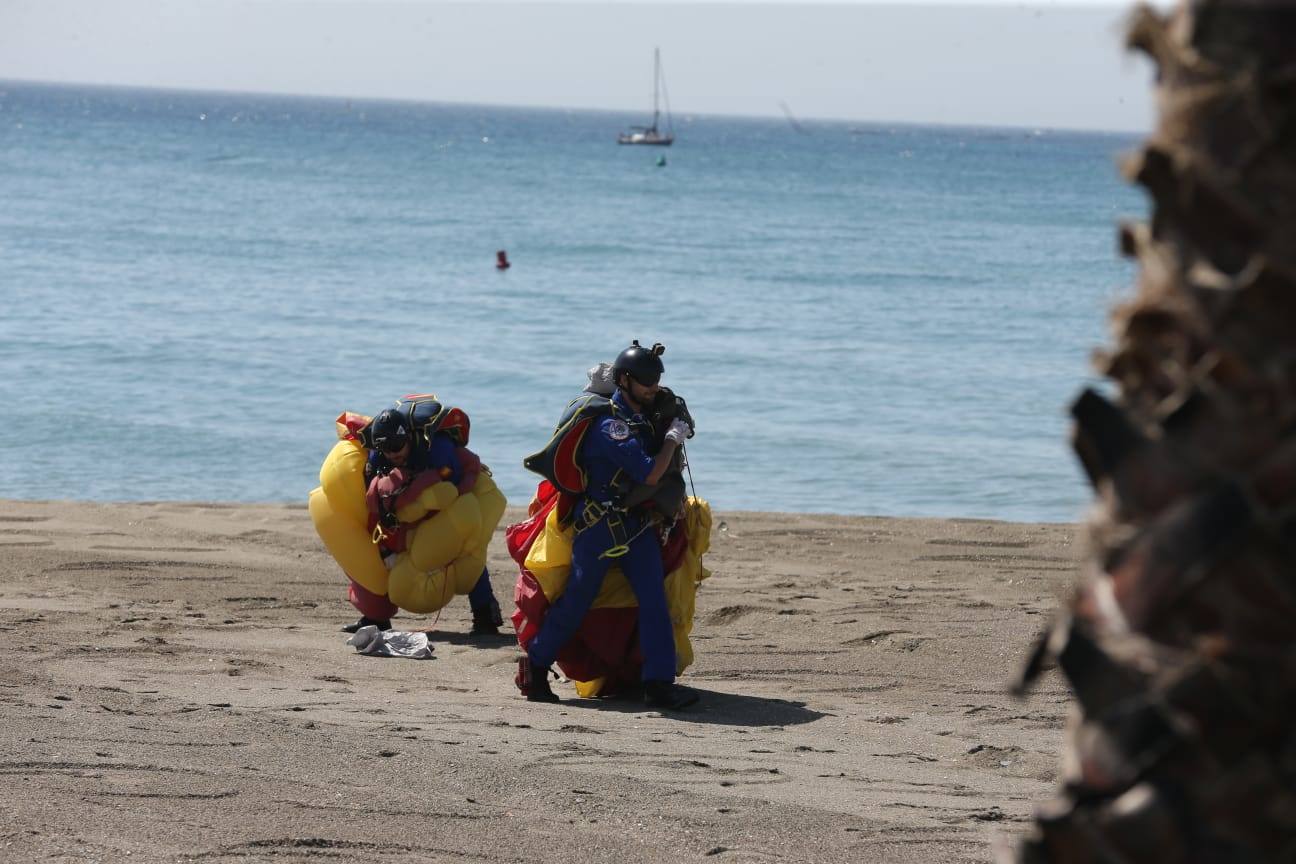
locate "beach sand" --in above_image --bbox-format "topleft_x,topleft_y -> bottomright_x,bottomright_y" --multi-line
0,499 -> 1079,863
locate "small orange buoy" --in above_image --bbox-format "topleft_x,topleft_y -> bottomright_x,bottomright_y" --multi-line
496,250 -> 511,270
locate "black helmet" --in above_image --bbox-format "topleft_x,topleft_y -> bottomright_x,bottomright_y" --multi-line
371,408 -> 410,452
612,340 -> 665,387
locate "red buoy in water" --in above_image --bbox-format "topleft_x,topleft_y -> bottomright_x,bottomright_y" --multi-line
496,250 -> 511,270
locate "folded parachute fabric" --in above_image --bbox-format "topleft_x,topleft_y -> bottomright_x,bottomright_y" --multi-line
508,482 -> 711,697
346,625 -> 435,659
309,409 -> 507,616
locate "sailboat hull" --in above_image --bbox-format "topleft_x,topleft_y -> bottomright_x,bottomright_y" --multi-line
616,133 -> 674,146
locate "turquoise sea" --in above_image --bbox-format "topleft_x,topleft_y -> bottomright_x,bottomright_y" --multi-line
0,81 -> 1143,522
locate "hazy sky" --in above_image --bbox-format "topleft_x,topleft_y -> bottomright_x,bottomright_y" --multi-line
1,1 -> 1157,131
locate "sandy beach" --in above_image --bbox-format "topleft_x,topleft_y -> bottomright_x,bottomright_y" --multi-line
0,499 -> 1079,863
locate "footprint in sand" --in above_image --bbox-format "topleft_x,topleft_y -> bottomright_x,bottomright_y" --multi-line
705,604 -> 762,625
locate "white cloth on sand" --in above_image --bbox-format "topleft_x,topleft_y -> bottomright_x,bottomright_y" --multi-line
346,625 -> 434,659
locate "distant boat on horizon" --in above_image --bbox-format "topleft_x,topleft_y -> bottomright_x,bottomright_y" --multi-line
618,48 -> 674,146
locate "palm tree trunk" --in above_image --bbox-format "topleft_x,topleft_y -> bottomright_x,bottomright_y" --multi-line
1015,1 -> 1296,861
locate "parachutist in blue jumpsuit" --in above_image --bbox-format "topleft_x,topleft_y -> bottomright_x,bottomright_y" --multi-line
522,342 -> 698,710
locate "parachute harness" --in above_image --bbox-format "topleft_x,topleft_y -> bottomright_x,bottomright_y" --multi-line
574,498 -> 653,560
368,477 -> 407,545
579,438 -> 699,561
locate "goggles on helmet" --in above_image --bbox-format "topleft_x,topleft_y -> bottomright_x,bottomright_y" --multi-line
377,435 -> 409,454
629,369 -> 661,387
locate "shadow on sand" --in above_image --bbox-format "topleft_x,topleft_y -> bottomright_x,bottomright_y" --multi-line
427,630 -> 516,648
564,688 -> 827,727
419,630 -> 825,726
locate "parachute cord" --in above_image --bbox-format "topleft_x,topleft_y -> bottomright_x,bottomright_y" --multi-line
417,562 -> 455,635
683,443 -> 697,501
431,562 -> 457,633
682,443 -> 704,572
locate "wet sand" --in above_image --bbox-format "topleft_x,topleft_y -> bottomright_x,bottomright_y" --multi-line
0,499 -> 1078,863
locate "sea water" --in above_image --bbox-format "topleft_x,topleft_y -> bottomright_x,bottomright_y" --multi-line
0,82 -> 1144,522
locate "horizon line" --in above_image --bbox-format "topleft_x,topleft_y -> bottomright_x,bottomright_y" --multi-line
1,76 -> 1150,137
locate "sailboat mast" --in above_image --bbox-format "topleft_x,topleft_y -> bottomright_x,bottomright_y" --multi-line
652,47 -> 661,132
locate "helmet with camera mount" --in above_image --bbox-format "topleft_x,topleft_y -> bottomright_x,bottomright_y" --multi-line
611,340 -> 665,387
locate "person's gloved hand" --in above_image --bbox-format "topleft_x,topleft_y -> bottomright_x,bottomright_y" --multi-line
664,418 -> 691,445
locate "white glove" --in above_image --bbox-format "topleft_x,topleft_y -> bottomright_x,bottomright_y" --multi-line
664,418 -> 691,445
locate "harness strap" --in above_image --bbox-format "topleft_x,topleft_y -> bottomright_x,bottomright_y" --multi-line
572,499 -> 607,533
599,511 -> 633,560
368,475 -> 409,546
575,498 -> 654,559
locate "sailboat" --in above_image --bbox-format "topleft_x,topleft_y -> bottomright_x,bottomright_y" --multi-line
618,48 -> 674,146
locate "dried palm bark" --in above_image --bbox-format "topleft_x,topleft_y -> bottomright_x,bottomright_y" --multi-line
1014,2 -> 1296,862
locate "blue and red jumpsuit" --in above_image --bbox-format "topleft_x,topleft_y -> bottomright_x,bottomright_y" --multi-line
526,390 -> 676,683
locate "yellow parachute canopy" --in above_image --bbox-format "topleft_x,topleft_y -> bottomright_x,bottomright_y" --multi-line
309,427 -> 507,614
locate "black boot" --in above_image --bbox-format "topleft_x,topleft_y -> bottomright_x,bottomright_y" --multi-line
644,680 -> 699,711
341,616 -> 392,634
470,599 -> 504,636
516,657 -> 561,703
